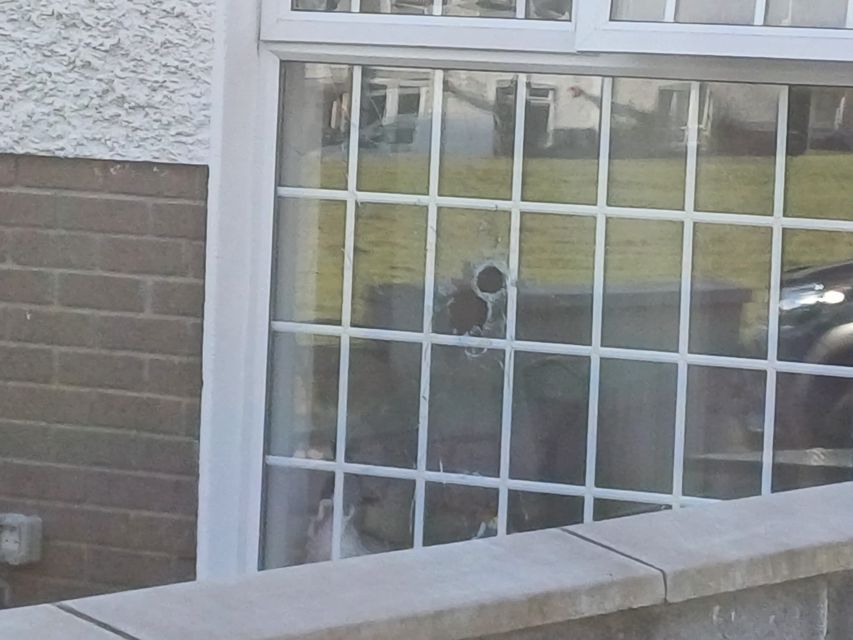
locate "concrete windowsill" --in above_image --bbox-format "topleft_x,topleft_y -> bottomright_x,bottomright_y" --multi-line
3,482 -> 853,640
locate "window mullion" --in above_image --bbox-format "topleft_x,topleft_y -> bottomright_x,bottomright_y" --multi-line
330,64 -> 363,561
761,86 -> 789,496
583,76 -> 612,523
413,69 -> 445,549
672,81 -> 701,509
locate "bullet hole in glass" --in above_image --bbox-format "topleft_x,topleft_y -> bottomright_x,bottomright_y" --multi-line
476,265 -> 506,296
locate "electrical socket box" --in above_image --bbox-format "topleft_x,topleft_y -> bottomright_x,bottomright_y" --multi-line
0,514 -> 42,566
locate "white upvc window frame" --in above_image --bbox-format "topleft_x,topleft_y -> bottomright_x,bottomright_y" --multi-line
260,0 -> 577,52
200,0 -> 853,582
574,0 -> 853,62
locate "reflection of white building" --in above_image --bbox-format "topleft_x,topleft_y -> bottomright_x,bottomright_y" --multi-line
614,0 -> 849,28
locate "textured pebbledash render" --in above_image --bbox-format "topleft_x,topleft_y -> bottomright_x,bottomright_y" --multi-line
0,3 -> 213,164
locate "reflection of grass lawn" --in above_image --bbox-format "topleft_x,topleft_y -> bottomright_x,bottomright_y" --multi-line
283,154 -> 853,336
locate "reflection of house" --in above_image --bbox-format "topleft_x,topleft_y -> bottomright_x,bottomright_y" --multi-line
790,87 -> 853,152
361,68 -> 432,151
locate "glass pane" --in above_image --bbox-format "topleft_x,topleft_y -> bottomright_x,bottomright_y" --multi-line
603,218 -> 683,352
263,467 -> 335,568
765,0 -> 848,27
428,345 -> 504,476
361,0 -> 432,14
608,78 -> 690,210
352,204 -> 427,332
440,72 -> 516,199
268,333 -> 340,460
695,83 -> 779,215
342,475 -> 414,556
510,352 -> 589,485
779,229 -> 853,366
675,0 -> 755,24
691,224 -> 772,359
508,491 -> 584,533
434,208 -> 510,338
593,499 -> 670,521
527,0 -> 571,20
522,75 -> 601,204
683,366 -> 766,499
785,87 -> 853,220
443,0 -> 515,18
773,373 -> 853,492
424,483 -> 498,545
597,359 -> 678,494
273,198 -> 345,325
346,339 -> 421,469
517,213 -> 595,344
279,63 -> 351,188
358,68 -> 433,193
293,0 -> 351,10
611,0 -> 666,21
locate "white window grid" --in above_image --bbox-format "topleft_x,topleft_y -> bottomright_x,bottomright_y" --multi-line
575,0 -> 853,61
265,67 -> 853,560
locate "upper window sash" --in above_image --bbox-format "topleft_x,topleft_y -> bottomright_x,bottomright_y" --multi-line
261,0 -> 853,62
260,0 -> 577,53
575,0 -> 853,62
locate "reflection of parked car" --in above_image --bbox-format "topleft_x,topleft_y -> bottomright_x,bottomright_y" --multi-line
777,260 -> 853,447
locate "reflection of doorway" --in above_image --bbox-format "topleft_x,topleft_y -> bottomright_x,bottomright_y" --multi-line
657,82 -> 691,146
526,85 -> 557,150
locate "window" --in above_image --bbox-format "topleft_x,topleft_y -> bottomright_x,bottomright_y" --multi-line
576,0 -> 853,61
261,62 -> 853,568
200,0 -> 853,578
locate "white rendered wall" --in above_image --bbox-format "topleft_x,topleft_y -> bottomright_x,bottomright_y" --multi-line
0,0 -> 214,165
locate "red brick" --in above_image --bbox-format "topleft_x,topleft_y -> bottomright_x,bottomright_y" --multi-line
95,315 -> 200,356
90,391 -> 188,436
0,191 -> 58,227
102,162 -> 208,200
0,344 -> 54,383
150,280 -> 204,317
100,236 -> 186,276
0,267 -> 54,304
8,229 -> 99,270
86,547 -> 188,588
184,241 -> 206,278
58,273 -> 145,312
0,155 -> 16,186
147,357 -> 202,398
57,351 -> 145,390
0,384 -> 93,425
48,424 -> 197,475
0,460 -> 197,515
150,202 -> 206,240
57,195 -> 149,235
5,307 -> 97,347
17,155 -> 106,191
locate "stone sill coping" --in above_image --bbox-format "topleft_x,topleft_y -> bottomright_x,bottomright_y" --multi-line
3,482 -> 853,640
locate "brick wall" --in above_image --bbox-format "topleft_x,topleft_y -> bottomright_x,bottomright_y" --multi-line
0,154 -> 206,607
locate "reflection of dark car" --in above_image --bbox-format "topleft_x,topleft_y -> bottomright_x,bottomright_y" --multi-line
777,260 -> 853,445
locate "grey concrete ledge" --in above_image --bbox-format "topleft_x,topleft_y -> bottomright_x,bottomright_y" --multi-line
57,529 -> 663,640
0,604 -> 117,639
566,482 -> 853,603
1,483 -> 851,640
